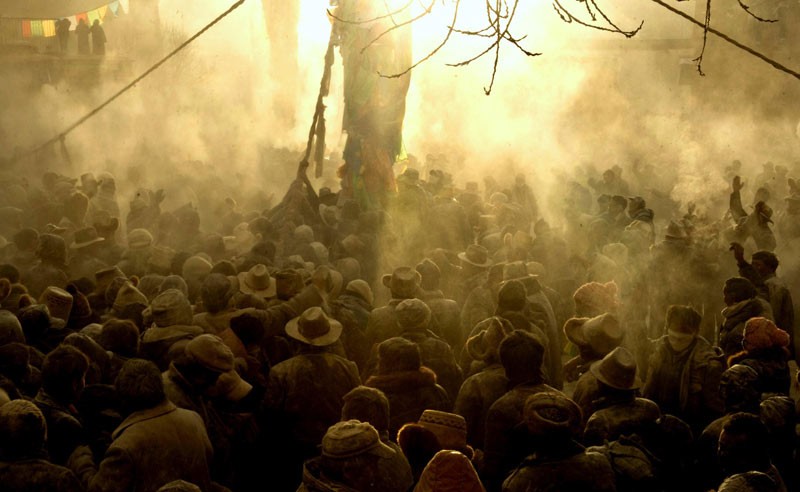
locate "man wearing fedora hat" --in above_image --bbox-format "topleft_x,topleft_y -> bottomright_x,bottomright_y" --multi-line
67,227 -> 108,281
503,392 -> 617,492
584,347 -> 661,446
456,244 -> 493,306
365,266 -> 422,346
262,307 -> 361,490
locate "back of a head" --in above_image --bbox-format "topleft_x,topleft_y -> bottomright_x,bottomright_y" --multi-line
665,305 -> 702,333
719,412 -> 771,475
200,273 -> 232,313
378,337 -> 422,374
499,330 -> 544,384
0,399 -> 47,460
718,472 -> 779,492
42,345 -> 89,403
0,264 -> 20,284
98,319 -> 140,358
116,359 -> 166,413
724,277 -> 757,304
342,386 -> 391,435
751,251 -> 779,272
230,312 -> 265,346
721,365 -> 760,412
497,280 -> 527,313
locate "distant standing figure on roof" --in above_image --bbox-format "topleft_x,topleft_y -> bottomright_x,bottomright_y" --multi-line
91,20 -> 106,56
56,18 -> 71,53
76,19 -> 90,55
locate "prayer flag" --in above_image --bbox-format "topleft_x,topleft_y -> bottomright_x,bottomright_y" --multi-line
109,0 -> 120,15
119,0 -> 130,15
88,9 -> 100,25
76,12 -> 88,24
21,20 -> 31,38
68,16 -> 78,31
30,20 -> 44,37
98,5 -> 109,19
43,19 -> 56,37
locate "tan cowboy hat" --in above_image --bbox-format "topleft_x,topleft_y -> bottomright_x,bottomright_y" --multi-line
590,346 -> 641,390
458,244 -> 492,268
285,307 -> 343,347
237,264 -> 276,298
70,227 -> 105,249
564,313 -> 623,356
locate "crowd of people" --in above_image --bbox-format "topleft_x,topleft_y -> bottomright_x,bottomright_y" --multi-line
0,157 -> 798,492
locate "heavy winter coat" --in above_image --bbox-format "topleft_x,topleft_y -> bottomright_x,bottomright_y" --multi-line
401,330 -> 463,400
72,400 -> 214,492
719,298 -> 771,357
643,336 -> 724,428
584,397 -> 661,446
365,367 -> 451,439
421,290 -> 463,352
483,382 -> 563,490
502,441 -> 617,492
34,391 -> 84,466
454,364 -> 509,449
728,347 -> 791,395
0,459 -> 83,492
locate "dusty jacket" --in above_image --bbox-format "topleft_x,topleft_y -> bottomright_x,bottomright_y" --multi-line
365,299 -> 404,346
263,351 -> 361,450
365,367 -> 451,439
72,400 -> 214,492
297,458 -> 359,492
643,336 -> 724,427
719,298 -> 771,357
401,330 -> 463,400
140,325 -> 204,371
502,441 -> 617,492
0,459 -> 83,492
34,391 -> 84,466
421,290 -> 463,352
584,397 -> 661,446
329,294 -> 373,371
483,382 -> 562,491
454,364 -> 508,449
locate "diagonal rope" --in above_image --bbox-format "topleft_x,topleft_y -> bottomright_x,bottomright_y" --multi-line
5,0 -> 247,166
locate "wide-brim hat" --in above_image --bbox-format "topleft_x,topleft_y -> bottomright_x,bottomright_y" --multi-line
590,346 -> 641,390
322,420 -> 396,459
381,266 -> 421,298
237,264 -> 276,298
564,313 -> 623,355
71,227 -> 105,249
458,244 -> 492,268
285,306 -> 342,346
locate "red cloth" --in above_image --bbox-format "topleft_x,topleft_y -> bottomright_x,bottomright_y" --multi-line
21,20 -> 31,38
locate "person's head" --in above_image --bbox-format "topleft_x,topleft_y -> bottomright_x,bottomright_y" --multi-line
602,169 -> 615,183
665,305 -> 702,351
0,400 -> 47,460
377,337 -> 421,374
381,267 -> 421,300
395,298 -> 431,333
718,472 -> 779,492
341,386 -> 391,437
0,264 -> 19,284
497,280 -> 527,313
12,228 -> 38,252
177,334 -> 234,390
723,277 -> 756,306
627,196 -> 646,216
37,233 -> 66,264
573,281 -> 619,317
415,258 -> 441,291
741,317 -> 789,353
499,330 -> 544,386
320,420 -> 396,490
751,251 -> 778,277
230,312 -> 265,347
720,364 -> 760,413
523,392 -> 583,443
41,345 -> 89,403
200,274 -> 233,314
608,195 -> 627,216
115,359 -> 166,414
719,412 -> 771,476
98,319 -> 140,358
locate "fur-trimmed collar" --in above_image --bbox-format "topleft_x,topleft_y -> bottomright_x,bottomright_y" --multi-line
366,367 -> 438,393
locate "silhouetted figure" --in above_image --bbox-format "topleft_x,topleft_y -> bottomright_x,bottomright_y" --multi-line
90,20 -> 106,56
76,20 -> 90,55
56,18 -> 71,54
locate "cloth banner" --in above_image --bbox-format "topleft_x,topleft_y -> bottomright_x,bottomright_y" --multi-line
42,19 -> 56,37
21,19 -> 31,38
76,12 -> 89,24
98,5 -> 109,19
30,19 -> 43,36
109,0 -> 120,15
87,9 -> 100,24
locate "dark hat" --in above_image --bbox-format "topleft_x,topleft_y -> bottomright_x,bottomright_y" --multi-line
285,307 -> 343,346
92,211 -> 120,235
395,298 -> 431,332
415,258 -> 441,291
0,310 -> 24,345
0,399 -> 46,454
146,289 -> 193,327
128,229 -> 154,251
71,227 -> 105,250
724,277 -> 757,301
95,266 -> 126,294
378,337 -> 421,373
156,481 -> 202,492
185,334 -> 234,373
113,282 -> 148,313
344,279 -> 373,306
665,305 -> 702,335
564,313 -> 623,355
342,386 -> 390,433
381,267 -> 421,298
523,392 -> 583,438
664,220 -> 688,240
458,244 -> 492,268
466,316 -> 514,362
497,280 -> 527,312
590,346 -> 641,390
322,420 -> 395,459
